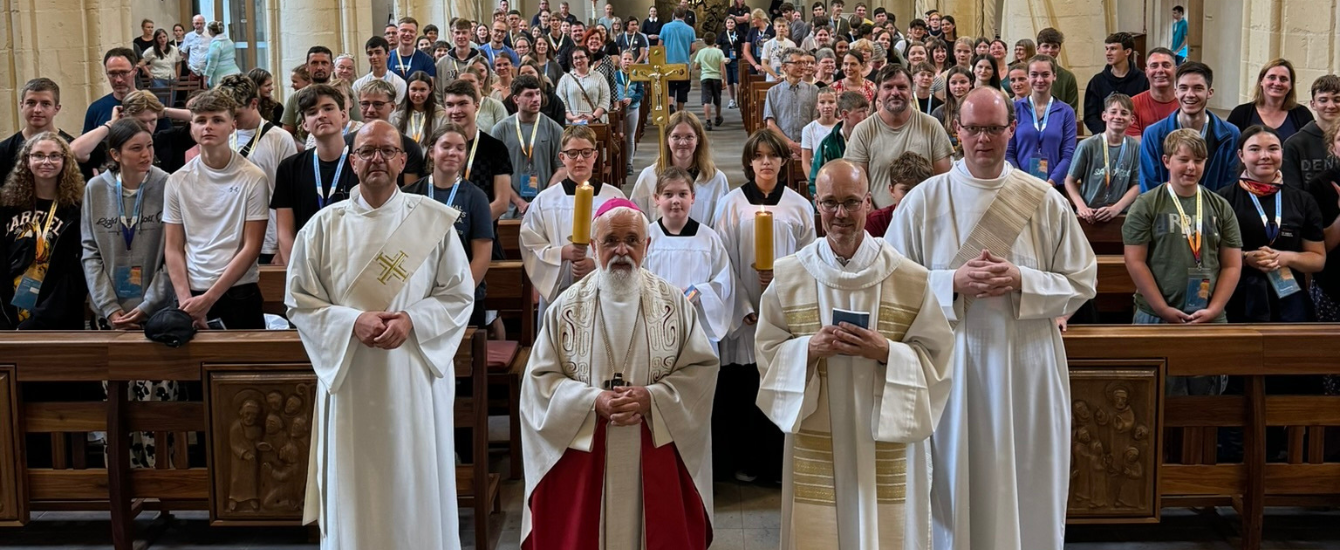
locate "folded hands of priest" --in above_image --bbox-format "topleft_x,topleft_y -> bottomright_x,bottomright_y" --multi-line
808,324 -> 890,362
353,310 -> 414,349
953,249 -> 1023,298
596,386 -> 652,426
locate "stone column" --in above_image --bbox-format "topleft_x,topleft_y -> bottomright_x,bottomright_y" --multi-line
273,0 -> 375,77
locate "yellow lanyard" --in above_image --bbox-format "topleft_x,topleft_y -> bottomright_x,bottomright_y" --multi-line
229,128 -> 260,153
1102,137 -> 1127,191
515,115 -> 540,159
31,199 -> 58,262
394,50 -> 411,75
464,129 -> 481,180
409,111 -> 426,142
1166,183 -> 1203,265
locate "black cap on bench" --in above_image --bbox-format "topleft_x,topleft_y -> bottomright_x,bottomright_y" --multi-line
144,309 -> 197,347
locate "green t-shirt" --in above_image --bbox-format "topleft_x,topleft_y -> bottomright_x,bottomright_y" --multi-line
694,47 -> 725,81
1122,184 -> 1243,317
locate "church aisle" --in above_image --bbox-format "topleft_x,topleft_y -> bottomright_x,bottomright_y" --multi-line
628,79 -> 749,189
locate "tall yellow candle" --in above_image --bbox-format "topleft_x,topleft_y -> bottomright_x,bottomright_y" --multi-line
754,208 -> 774,270
571,182 -> 594,245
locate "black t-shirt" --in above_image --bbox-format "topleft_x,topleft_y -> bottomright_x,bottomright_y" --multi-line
0,200 -> 87,329
464,131 -> 514,203
643,18 -> 664,45
413,177 -> 495,301
684,11 -> 697,29
1307,168 -> 1340,300
1220,183 -> 1324,322
726,6 -> 750,31
133,37 -> 156,55
343,132 -> 426,186
270,149 -> 358,234
717,29 -> 745,61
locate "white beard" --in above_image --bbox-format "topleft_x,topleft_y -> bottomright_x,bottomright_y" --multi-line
596,255 -> 642,298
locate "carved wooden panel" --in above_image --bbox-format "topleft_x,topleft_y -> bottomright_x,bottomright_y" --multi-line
208,372 -> 316,523
1067,362 -> 1162,520
0,367 -> 22,524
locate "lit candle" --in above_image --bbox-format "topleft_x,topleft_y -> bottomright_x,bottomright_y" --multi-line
754,208 -> 774,271
571,181 -> 594,245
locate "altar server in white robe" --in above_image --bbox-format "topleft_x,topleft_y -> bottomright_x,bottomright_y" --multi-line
520,124 -> 625,324
884,88 -> 1097,550
757,159 -> 955,550
712,129 -> 816,483
285,121 -> 475,550
643,166 -> 736,354
628,111 -> 730,226
520,199 -> 720,550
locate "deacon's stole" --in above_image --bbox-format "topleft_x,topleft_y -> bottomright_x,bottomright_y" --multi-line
523,271 -> 712,550
947,171 -> 1050,316
773,255 -> 928,549
340,196 -> 459,313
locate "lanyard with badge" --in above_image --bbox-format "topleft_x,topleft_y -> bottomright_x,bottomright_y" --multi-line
1167,183 -> 1213,312
394,50 -> 412,76
516,117 -> 541,198
1027,96 -> 1053,180
1102,138 -> 1127,194
409,111 -> 426,142
428,175 -> 462,206
113,174 -> 147,298
920,96 -> 933,115
728,31 -> 738,60
1246,186 -> 1302,297
314,147 -> 349,209
11,200 -> 59,312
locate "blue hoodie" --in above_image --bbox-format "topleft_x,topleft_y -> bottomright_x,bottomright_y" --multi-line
1139,110 -> 1240,192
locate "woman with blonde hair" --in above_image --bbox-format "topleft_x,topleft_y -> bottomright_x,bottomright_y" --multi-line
629,111 -> 730,226
69,90 -> 193,172
1228,58 -> 1315,141
0,132 -> 86,329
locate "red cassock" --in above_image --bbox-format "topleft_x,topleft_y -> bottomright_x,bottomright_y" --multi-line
522,421 -> 712,550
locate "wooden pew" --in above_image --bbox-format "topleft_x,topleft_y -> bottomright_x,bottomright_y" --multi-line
0,328 -> 497,549
497,219 -> 523,260
1082,215 -> 1127,256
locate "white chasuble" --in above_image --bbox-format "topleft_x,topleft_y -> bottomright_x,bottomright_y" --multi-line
756,236 -> 955,550
884,161 -> 1097,550
286,190 -> 475,550
520,270 -> 720,550
643,218 -> 737,353
629,165 -> 731,227
519,180 -> 626,325
712,183 -> 816,366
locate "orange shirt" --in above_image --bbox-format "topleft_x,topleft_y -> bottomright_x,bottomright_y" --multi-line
1127,90 -> 1179,138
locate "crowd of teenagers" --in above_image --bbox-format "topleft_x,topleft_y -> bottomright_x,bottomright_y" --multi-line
4,1 -> 1340,479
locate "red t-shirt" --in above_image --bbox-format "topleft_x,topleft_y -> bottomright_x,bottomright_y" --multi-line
1127,90 -> 1179,138
865,205 -> 897,239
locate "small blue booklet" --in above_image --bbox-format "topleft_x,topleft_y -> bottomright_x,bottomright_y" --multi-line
831,308 -> 870,329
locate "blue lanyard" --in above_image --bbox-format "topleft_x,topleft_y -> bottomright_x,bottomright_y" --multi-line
1248,190 -> 1282,244
1028,96 -> 1053,147
115,173 -> 145,251
313,147 -> 349,209
430,175 -> 461,206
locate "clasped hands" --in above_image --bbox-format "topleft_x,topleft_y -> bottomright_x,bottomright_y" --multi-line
353,311 -> 414,349
808,323 -> 889,361
595,386 -> 651,426
563,244 -> 596,280
1244,246 -> 1285,273
953,250 -> 1022,298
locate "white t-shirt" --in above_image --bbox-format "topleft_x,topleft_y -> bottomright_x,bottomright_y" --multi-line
800,120 -> 837,153
233,123 -> 297,255
760,37 -> 796,82
352,71 -> 409,104
164,151 -> 270,291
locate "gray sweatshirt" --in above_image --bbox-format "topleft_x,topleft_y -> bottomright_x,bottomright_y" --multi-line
81,167 -> 173,319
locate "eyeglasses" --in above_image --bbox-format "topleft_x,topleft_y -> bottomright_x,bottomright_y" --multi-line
106,70 -> 134,79
28,152 -> 63,164
560,148 -> 597,159
359,100 -> 391,110
958,125 -> 1009,137
598,235 -> 644,249
353,146 -> 403,160
816,198 -> 864,213
669,135 -> 696,143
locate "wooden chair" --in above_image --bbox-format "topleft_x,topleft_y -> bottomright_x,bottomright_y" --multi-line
587,123 -> 616,187
482,261 -> 536,480
453,329 -> 500,549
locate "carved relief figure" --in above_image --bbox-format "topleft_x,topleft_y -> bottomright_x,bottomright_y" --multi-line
1115,447 -> 1145,508
1087,435 -> 1109,507
1105,384 -> 1136,466
263,441 -> 303,510
1070,427 -> 1095,505
228,397 -> 263,511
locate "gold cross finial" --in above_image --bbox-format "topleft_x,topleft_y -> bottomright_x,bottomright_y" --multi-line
376,251 -> 410,284
629,46 -> 690,169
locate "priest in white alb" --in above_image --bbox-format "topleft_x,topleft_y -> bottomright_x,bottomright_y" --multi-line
756,159 -> 955,549
884,88 -> 1097,550
519,125 -> 626,323
285,121 -> 475,550
520,199 -> 719,550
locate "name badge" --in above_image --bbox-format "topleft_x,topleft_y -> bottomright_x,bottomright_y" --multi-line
1028,157 -> 1049,181
1183,267 -> 1213,313
1268,266 -> 1302,297
10,265 -> 44,312
114,265 -> 144,299
520,160 -> 539,199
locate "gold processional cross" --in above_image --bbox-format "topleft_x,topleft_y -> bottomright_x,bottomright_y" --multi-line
630,46 -> 689,169
376,251 -> 410,284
